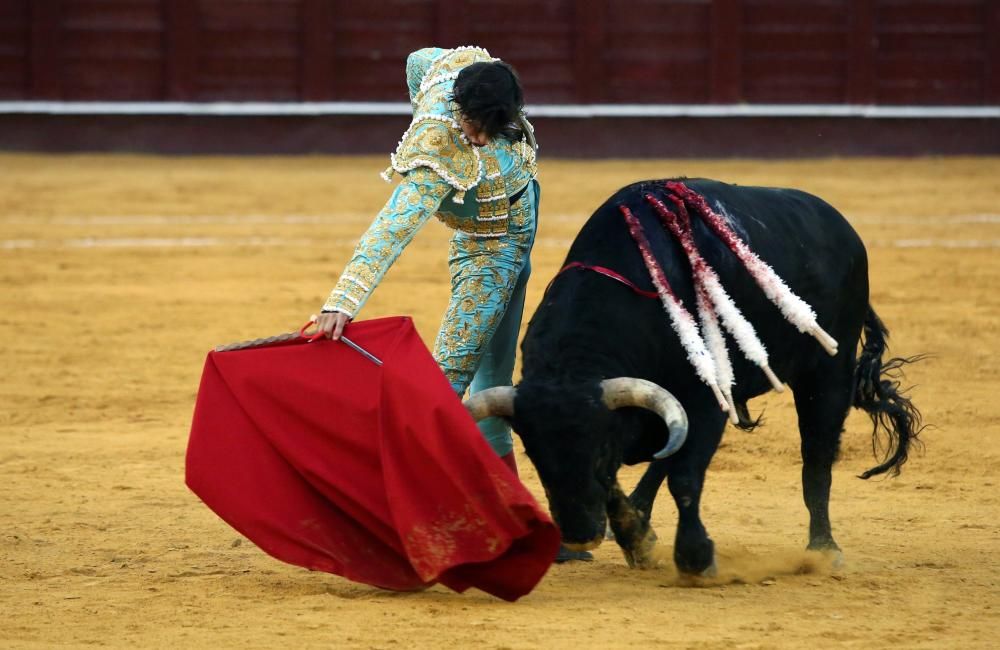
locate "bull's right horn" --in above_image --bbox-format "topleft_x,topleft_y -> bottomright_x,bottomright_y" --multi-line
463,386 -> 516,422
600,378 -> 688,459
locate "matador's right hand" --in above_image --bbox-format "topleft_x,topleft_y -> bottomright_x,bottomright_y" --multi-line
314,311 -> 352,341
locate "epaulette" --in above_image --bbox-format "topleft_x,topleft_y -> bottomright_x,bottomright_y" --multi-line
381,114 -> 482,204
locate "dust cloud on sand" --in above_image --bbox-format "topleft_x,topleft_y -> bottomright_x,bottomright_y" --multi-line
640,543 -> 841,588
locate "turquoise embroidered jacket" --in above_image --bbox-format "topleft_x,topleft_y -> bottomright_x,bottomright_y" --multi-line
322,47 -> 538,317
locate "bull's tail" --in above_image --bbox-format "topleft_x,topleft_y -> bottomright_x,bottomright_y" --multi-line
853,306 -> 925,479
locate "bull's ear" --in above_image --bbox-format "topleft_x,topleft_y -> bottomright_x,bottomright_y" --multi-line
607,408 -> 668,465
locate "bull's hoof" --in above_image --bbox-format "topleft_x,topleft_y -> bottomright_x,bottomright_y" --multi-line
806,540 -> 844,569
622,549 -> 663,570
675,537 -> 716,577
620,528 -> 660,569
815,547 -> 845,569
676,555 -> 718,582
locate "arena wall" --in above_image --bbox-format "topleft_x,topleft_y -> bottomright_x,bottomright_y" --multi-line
0,0 -> 997,155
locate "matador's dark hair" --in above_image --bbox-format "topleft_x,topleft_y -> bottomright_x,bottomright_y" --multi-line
452,61 -> 524,142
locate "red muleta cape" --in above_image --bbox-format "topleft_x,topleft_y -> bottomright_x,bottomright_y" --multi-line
186,316 -> 560,601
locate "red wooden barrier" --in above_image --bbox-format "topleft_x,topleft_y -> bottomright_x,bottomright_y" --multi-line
1,0 -> 995,106
0,1 -> 30,99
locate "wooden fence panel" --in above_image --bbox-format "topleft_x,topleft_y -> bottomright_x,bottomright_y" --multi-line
847,0 -> 876,104
572,0 -> 606,104
195,0 -> 300,100
741,0 -> 849,103
988,0 -> 1000,103
0,0 -> 29,99
327,0 -> 437,101
60,0 -> 164,100
30,0 -> 64,98
603,0 -> 714,104
711,0 -> 742,103
163,0 -> 197,100
300,0 -> 334,101
875,0 -> 989,104
465,0 -> 576,103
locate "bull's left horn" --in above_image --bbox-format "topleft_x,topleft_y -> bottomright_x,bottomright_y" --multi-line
600,378 -> 688,459
463,386 -> 516,422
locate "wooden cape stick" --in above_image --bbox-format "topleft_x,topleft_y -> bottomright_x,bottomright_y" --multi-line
214,332 -> 383,366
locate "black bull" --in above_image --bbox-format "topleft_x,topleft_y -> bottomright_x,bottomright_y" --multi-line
467,178 -> 923,575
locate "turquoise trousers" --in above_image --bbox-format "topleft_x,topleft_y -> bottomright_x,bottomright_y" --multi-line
432,181 -> 539,456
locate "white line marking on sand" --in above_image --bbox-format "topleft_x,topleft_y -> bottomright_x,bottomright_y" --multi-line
1,237 -> 357,249
4,237 -> 1000,250
0,214 -> 371,225
3,213 -> 998,226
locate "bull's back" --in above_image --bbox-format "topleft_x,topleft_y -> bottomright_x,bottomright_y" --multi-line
571,178 -> 866,300
543,177 -> 869,392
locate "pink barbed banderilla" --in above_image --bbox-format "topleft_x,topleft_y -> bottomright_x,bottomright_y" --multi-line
619,182 -> 839,416
651,192 -> 786,413
666,181 -> 839,357
619,204 -> 732,417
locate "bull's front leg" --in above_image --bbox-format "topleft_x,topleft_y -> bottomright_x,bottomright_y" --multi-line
607,483 -> 660,569
668,469 -> 717,577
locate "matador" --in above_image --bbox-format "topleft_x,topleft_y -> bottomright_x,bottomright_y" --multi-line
319,46 -> 539,459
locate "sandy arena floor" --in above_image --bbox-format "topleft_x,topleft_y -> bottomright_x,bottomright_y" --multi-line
1,154 -> 998,648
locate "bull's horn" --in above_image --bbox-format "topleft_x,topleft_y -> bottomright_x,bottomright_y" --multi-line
463,386 -> 516,422
600,378 -> 688,459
